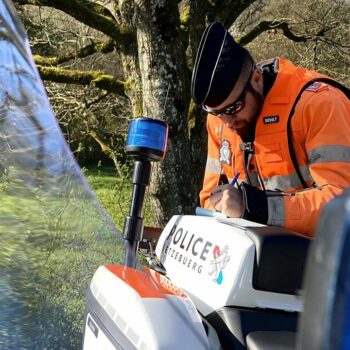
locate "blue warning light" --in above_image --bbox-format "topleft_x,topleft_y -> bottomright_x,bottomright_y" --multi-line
126,117 -> 168,161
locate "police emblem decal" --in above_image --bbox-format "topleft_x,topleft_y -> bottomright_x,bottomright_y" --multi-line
219,140 -> 231,165
209,245 -> 230,285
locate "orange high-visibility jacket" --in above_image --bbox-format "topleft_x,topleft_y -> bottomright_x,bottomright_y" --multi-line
200,58 -> 350,237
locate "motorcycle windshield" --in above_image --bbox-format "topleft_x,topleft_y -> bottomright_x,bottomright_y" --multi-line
0,1 -> 131,349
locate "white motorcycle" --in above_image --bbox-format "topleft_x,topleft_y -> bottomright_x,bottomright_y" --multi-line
82,118 -> 350,350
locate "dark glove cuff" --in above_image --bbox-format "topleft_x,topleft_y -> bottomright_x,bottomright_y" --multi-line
240,182 -> 268,224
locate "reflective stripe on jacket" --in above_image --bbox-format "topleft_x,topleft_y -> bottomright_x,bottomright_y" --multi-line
200,58 -> 350,237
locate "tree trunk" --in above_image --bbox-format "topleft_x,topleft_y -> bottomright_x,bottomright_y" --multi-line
132,0 -> 194,226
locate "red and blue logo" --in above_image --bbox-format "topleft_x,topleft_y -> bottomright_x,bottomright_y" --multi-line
209,245 -> 230,284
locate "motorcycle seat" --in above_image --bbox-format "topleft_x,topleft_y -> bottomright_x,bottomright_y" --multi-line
246,330 -> 295,350
246,227 -> 310,295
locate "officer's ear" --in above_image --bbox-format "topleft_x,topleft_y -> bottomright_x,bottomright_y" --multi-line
251,68 -> 263,91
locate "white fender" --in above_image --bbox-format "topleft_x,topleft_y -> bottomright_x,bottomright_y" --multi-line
83,264 -> 210,350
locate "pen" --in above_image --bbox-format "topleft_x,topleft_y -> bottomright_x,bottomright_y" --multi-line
202,173 -> 240,217
230,172 -> 240,186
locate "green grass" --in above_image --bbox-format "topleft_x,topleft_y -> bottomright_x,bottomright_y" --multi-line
83,164 -> 154,230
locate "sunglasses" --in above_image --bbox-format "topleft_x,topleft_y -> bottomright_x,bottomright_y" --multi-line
202,69 -> 253,116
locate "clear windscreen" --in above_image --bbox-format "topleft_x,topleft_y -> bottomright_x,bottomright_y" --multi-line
0,1 -> 128,349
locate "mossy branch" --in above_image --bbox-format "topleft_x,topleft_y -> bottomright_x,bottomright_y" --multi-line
88,130 -> 123,177
37,65 -> 127,96
34,39 -> 115,66
14,0 -> 134,48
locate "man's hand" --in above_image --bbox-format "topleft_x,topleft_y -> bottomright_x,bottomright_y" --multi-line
209,184 -> 244,217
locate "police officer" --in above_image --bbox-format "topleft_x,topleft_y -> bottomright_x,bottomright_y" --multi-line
191,21 -> 350,237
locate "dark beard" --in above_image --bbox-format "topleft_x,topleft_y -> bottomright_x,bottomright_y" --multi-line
236,85 -> 264,142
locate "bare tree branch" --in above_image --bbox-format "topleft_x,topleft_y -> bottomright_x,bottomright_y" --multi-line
84,91 -> 110,109
37,65 -> 127,96
209,0 -> 257,27
318,37 -> 350,54
238,20 -> 311,46
238,19 -> 344,47
314,20 -> 342,37
34,39 -> 115,65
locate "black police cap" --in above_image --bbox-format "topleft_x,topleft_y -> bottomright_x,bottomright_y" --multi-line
191,21 -> 249,107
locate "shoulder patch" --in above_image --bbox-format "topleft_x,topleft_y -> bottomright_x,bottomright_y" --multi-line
219,140 -> 231,165
305,82 -> 328,93
259,58 -> 279,74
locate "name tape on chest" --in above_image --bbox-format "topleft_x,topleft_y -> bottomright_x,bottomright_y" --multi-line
263,115 -> 279,124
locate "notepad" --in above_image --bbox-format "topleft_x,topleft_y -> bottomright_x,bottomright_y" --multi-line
216,217 -> 266,229
195,207 -> 228,219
